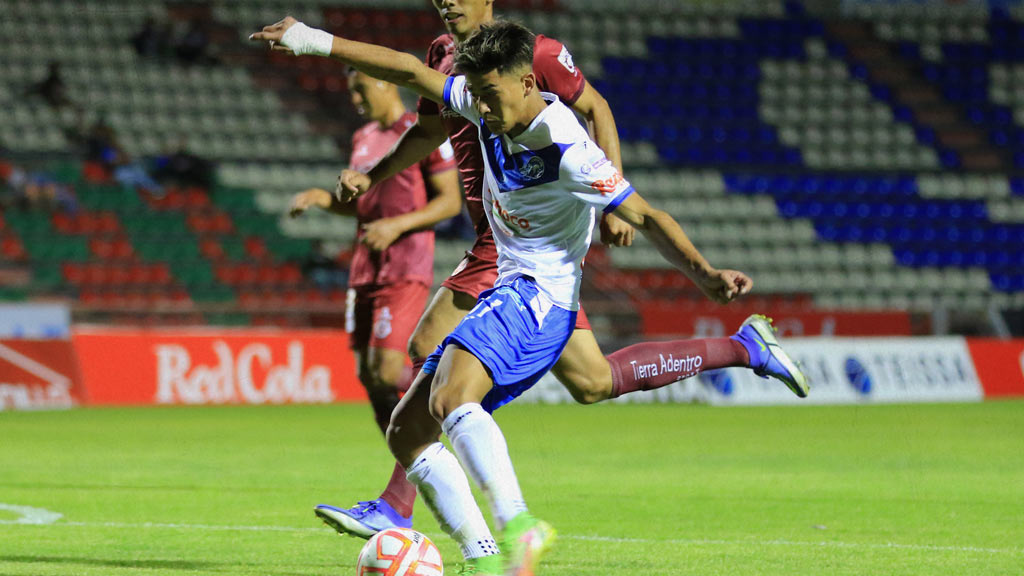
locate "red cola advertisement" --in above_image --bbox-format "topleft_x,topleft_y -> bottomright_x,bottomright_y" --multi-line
72,327 -> 363,406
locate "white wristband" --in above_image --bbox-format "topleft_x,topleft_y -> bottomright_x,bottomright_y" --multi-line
280,22 -> 335,57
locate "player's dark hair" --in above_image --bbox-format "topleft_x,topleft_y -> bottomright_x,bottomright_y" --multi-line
454,20 -> 535,76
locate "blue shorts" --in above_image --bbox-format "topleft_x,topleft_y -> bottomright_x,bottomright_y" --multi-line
422,276 -> 576,413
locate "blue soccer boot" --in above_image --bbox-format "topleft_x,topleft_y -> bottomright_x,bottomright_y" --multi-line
731,314 -> 810,398
314,499 -> 412,539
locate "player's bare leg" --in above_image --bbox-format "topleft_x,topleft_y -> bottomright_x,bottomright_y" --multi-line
426,345 -> 554,576
316,286 -> 478,540
550,329 -> 614,404
389,355 -> 504,574
407,286 -> 479,362
314,346 -> 416,538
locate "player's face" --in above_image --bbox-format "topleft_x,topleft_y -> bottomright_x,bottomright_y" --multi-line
466,68 -> 532,136
347,71 -> 390,121
432,0 -> 493,39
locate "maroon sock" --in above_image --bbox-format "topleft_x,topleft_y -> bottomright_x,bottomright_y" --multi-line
379,461 -> 416,518
607,338 -> 749,398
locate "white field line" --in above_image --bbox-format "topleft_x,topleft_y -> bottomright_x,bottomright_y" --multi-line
10,520 -> 1020,556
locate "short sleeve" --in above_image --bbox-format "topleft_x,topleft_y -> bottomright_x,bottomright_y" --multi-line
417,36 -> 452,116
420,139 -> 456,175
442,75 -> 480,124
533,35 -> 587,106
560,141 -> 634,214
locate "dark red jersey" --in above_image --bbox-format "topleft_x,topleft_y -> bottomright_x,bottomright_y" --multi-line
348,112 -> 456,287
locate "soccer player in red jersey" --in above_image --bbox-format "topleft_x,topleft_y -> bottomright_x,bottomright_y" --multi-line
250,2 -> 806,540
289,68 -> 460,534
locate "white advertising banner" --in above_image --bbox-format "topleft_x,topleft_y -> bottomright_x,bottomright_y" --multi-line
517,337 -> 983,406
0,304 -> 70,339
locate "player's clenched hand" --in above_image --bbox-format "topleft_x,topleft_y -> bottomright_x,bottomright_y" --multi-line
248,16 -> 298,53
697,269 -> 753,305
288,188 -> 332,217
336,169 -> 372,202
599,213 -> 635,247
360,218 -> 404,252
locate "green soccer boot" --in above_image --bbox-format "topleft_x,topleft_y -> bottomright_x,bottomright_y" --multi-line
501,513 -> 556,576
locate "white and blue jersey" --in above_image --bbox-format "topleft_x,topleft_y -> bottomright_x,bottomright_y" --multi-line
422,74 -> 635,411
443,74 -> 635,314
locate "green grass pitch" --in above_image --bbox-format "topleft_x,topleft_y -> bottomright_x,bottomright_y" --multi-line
1,401 -> 1022,575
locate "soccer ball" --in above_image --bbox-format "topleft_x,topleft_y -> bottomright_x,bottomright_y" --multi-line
356,528 -> 444,576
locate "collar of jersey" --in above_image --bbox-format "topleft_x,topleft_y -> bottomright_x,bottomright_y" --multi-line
504,91 -> 561,148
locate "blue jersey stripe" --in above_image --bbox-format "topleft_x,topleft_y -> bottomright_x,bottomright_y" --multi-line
603,185 -> 635,214
442,76 -> 455,108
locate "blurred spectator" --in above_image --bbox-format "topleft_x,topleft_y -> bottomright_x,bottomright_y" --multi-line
26,62 -> 78,112
174,19 -> 212,65
301,239 -> 347,289
132,17 -> 171,58
0,160 -> 78,213
154,137 -> 214,188
82,118 -> 164,197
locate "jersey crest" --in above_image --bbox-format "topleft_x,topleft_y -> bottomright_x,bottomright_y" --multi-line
519,156 -> 546,180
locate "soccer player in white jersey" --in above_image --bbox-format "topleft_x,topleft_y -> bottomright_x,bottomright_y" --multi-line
252,18 -> 808,576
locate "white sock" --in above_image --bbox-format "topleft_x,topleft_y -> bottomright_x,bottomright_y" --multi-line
406,442 -> 499,559
443,403 -> 528,531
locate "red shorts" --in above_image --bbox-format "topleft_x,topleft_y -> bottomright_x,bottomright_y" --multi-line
440,230 -> 592,330
346,281 -> 430,352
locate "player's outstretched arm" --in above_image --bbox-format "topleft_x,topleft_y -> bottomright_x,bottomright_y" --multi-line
337,115 -> 448,202
289,187 -> 355,218
249,17 -> 449,104
360,166 -> 462,252
612,192 -> 752,304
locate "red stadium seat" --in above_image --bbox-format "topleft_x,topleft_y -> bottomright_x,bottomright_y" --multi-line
200,238 -> 224,261
280,264 -> 302,285
82,161 -> 109,183
1,236 -> 26,260
244,237 -> 268,260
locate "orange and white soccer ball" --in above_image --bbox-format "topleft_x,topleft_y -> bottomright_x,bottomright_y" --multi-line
356,528 -> 443,576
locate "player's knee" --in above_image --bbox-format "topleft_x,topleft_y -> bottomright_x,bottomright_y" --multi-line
427,387 -> 461,423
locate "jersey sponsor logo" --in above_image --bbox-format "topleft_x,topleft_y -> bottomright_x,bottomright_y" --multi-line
590,171 -> 628,196
491,197 -> 531,232
518,156 -> 546,180
557,45 -> 577,75
629,354 -> 704,382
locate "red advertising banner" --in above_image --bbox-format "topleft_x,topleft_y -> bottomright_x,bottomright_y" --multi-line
72,327 -> 364,406
638,302 -> 912,337
966,339 -> 1024,397
0,339 -> 84,410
